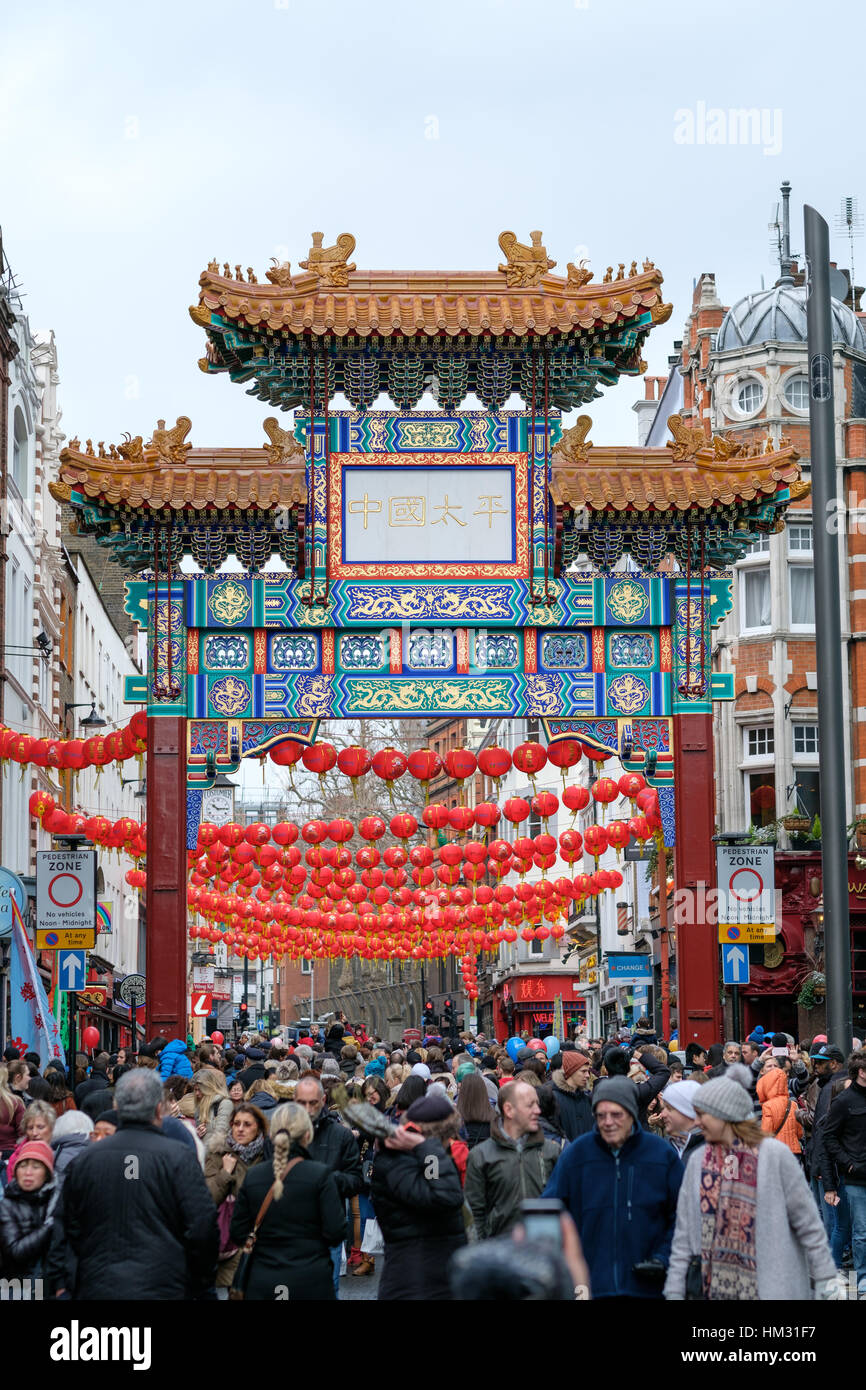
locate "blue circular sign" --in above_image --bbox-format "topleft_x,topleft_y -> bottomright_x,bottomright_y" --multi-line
727,926 -> 741,940
0,866 -> 27,938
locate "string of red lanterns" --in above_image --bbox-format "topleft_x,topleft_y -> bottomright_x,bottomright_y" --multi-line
3,712 -> 147,773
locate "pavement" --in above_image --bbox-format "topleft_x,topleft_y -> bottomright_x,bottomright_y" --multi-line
339,1263 -> 381,1300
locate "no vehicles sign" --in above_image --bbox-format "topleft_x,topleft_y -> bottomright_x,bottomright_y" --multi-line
36,849 -> 97,949
716,845 -> 776,932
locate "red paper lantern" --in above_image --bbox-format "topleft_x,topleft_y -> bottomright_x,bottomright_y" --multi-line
301,820 -> 329,845
448,806 -> 475,834
272,822 -> 299,846
337,745 -> 372,782
618,772 -> 646,802
29,790 -> 54,821
503,797 -> 530,825
628,815 -> 651,842
562,784 -> 591,816
477,745 -> 512,785
591,777 -> 618,807
129,711 -> 148,742
582,742 -> 612,765
390,813 -> 418,842
606,820 -> 632,857
328,818 -> 354,844
422,803 -> 450,831
443,748 -> 477,784
512,741 -> 547,780
583,824 -> 609,859
302,742 -> 337,777
244,822 -> 271,846
473,801 -> 501,830
407,748 -> 442,787
358,816 -> 387,841
558,828 -> 584,863
546,739 -> 582,774
371,747 -> 408,786
531,791 -> 559,824
270,740 -> 304,768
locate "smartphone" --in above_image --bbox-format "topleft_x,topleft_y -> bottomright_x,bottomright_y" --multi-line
520,1198 -> 565,1251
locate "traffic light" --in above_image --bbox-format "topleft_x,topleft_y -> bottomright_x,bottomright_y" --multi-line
237,1004 -> 250,1031
442,998 -> 454,1029
424,1000 -> 436,1028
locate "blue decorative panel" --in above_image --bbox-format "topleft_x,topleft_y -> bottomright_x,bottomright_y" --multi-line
606,577 -> 650,626
609,632 -> 654,668
607,673 -> 650,716
541,632 -> 588,670
210,675 -> 252,717
204,634 -> 250,670
339,632 -> 387,670
474,631 -> 519,669
207,578 -> 252,627
407,629 -> 454,670
270,633 -> 318,671
186,789 -> 204,851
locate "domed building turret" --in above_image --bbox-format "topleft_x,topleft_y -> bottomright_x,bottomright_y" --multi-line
716,279 -> 866,354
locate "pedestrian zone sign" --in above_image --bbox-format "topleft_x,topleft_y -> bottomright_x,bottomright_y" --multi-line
36,849 -> 97,950
715,844 -> 776,939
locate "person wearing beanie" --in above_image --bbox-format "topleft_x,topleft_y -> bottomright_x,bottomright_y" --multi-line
549,1049 -> 595,1143
0,1139 -> 59,1283
370,1081 -> 467,1301
542,1078 -> 683,1299
659,1081 -> 705,1163
462,1080 -> 561,1246
665,1066 -> 839,1301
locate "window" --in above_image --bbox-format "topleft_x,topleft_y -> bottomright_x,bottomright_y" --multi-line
789,565 -> 815,628
741,566 -> 771,630
746,535 -> 770,555
526,718 -> 542,742
736,380 -> 763,415
745,727 -> 774,758
747,771 -> 777,827
11,408 -> 28,495
793,724 -> 819,756
788,523 -> 813,554
300,958 -> 313,975
791,770 -> 820,821
530,935 -> 544,956
784,375 -> 810,411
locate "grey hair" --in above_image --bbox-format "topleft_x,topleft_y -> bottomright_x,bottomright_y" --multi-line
294,1075 -> 324,1098
53,1109 -> 94,1138
115,1068 -> 163,1123
23,1100 -> 56,1134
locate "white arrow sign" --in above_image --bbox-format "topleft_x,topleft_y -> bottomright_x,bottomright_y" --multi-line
57,950 -> 86,992
728,946 -> 747,981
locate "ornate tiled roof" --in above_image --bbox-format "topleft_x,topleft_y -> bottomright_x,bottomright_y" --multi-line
551,415 -> 806,512
191,260 -> 672,339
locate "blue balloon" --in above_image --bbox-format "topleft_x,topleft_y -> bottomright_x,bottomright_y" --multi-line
505,1036 -> 523,1062
544,1034 -> 560,1058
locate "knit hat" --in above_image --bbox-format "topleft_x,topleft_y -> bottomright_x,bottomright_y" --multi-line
364,1057 -> 387,1078
771,1031 -> 789,1057
561,1050 -> 590,1080
661,1079 -> 701,1121
456,1062 -> 476,1082
94,1110 -> 118,1128
410,1062 -> 431,1081
406,1090 -> 454,1122
9,1139 -> 54,1179
692,1073 -> 754,1123
591,1078 -> 639,1124
321,1057 -> 341,1076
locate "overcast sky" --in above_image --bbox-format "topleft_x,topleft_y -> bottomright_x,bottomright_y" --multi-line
2,0 -> 863,449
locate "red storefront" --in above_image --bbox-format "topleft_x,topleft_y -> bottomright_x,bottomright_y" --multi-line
494,973 -> 586,1043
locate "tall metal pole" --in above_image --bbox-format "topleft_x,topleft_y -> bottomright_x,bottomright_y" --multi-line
805,205 -> 854,1050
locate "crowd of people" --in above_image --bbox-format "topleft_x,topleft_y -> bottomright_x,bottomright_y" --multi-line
0,1016 -> 863,1302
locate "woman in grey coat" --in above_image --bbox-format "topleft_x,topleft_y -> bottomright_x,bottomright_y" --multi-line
664,1069 -> 841,1301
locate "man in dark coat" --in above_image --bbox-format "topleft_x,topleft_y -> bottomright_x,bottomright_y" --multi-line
73,1054 -> 111,1107
550,1049 -> 595,1142
370,1090 -> 467,1301
823,1051 -> 866,1298
51,1069 -> 218,1300
465,1081 -> 561,1239
543,1078 -> 683,1299
295,1075 -> 363,1294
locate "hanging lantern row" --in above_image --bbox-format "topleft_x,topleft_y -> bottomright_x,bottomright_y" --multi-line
267,738 -> 615,796
2,711 -> 147,773
29,791 -> 146,864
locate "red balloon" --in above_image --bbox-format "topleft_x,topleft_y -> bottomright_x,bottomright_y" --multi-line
210,1031 -> 224,1046
82,1026 -> 100,1049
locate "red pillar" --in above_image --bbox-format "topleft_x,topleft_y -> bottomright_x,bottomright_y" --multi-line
145,716 -> 188,1042
672,711 -> 722,1047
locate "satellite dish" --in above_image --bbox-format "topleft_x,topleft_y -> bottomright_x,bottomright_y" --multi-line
829,267 -> 849,302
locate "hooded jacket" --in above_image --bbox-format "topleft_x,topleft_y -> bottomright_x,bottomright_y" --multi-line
0,1176 -> 59,1279
158,1039 -> 193,1081
464,1116 -> 561,1240
550,1070 -> 595,1143
823,1079 -> 866,1185
757,1067 -> 802,1154
543,1125 -> 683,1299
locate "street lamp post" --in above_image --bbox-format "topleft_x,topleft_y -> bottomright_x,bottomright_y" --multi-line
804,205 -> 854,1050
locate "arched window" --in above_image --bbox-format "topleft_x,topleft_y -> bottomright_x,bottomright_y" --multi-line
12,407 -> 28,494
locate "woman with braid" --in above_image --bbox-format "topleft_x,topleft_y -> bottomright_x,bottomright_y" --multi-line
229,1102 -> 347,1300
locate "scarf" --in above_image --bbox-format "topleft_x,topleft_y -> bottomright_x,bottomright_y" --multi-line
699,1138 -> 759,1300
225,1133 -> 265,1164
